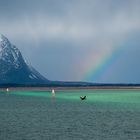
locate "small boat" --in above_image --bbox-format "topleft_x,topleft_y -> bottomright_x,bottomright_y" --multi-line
80,96 -> 86,100
52,89 -> 55,97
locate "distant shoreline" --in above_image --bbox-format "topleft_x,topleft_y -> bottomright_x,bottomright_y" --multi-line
1,86 -> 140,91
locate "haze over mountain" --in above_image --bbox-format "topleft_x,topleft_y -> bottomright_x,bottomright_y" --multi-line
0,34 -> 49,84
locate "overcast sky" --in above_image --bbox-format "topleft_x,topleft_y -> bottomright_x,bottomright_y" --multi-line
0,0 -> 140,83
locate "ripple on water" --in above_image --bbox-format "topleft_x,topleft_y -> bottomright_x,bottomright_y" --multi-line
0,92 -> 140,140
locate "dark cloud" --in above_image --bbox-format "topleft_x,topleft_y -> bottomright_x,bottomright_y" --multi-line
0,0 -> 140,82
0,0 -> 74,19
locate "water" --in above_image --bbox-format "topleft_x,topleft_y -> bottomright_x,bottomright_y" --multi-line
0,89 -> 140,140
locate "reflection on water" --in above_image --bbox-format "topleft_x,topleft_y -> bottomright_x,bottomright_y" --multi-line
0,90 -> 140,140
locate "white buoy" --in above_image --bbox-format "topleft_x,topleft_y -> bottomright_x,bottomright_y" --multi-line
52,89 -> 55,98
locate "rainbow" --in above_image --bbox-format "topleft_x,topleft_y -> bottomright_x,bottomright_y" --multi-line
81,42 -> 127,82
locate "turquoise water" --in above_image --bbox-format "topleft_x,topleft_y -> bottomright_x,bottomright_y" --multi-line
0,89 -> 140,140
9,89 -> 140,104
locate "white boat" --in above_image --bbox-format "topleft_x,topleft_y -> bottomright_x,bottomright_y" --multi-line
52,89 -> 55,97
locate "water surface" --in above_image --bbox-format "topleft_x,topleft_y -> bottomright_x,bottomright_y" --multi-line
0,89 -> 140,140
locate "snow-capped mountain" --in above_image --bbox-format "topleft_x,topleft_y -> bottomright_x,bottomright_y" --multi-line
0,34 -> 49,84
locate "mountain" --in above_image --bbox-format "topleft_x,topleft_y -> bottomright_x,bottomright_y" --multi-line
0,34 -> 49,84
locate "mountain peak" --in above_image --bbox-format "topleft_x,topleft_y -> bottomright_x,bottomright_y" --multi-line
0,34 -> 49,84
0,34 -> 8,42
0,34 -> 10,51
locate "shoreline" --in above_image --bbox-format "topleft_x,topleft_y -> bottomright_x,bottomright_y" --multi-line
1,86 -> 140,91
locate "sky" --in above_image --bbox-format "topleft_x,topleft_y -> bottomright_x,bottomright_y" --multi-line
0,0 -> 140,83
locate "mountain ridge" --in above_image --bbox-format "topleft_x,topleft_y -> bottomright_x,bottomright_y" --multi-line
0,34 -> 49,84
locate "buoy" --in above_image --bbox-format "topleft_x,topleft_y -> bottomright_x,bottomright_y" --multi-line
52,89 -> 55,98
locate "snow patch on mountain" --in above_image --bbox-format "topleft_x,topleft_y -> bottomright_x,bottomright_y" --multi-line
0,34 -> 49,84
29,74 -> 38,79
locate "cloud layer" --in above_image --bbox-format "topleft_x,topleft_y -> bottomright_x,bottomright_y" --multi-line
0,0 -> 140,82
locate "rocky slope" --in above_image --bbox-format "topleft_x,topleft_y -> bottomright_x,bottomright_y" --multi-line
0,34 -> 49,84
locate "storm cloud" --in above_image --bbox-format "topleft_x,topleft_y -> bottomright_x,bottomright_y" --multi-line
0,0 -> 140,83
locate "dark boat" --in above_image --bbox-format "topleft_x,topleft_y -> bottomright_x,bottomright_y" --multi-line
80,96 -> 86,100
